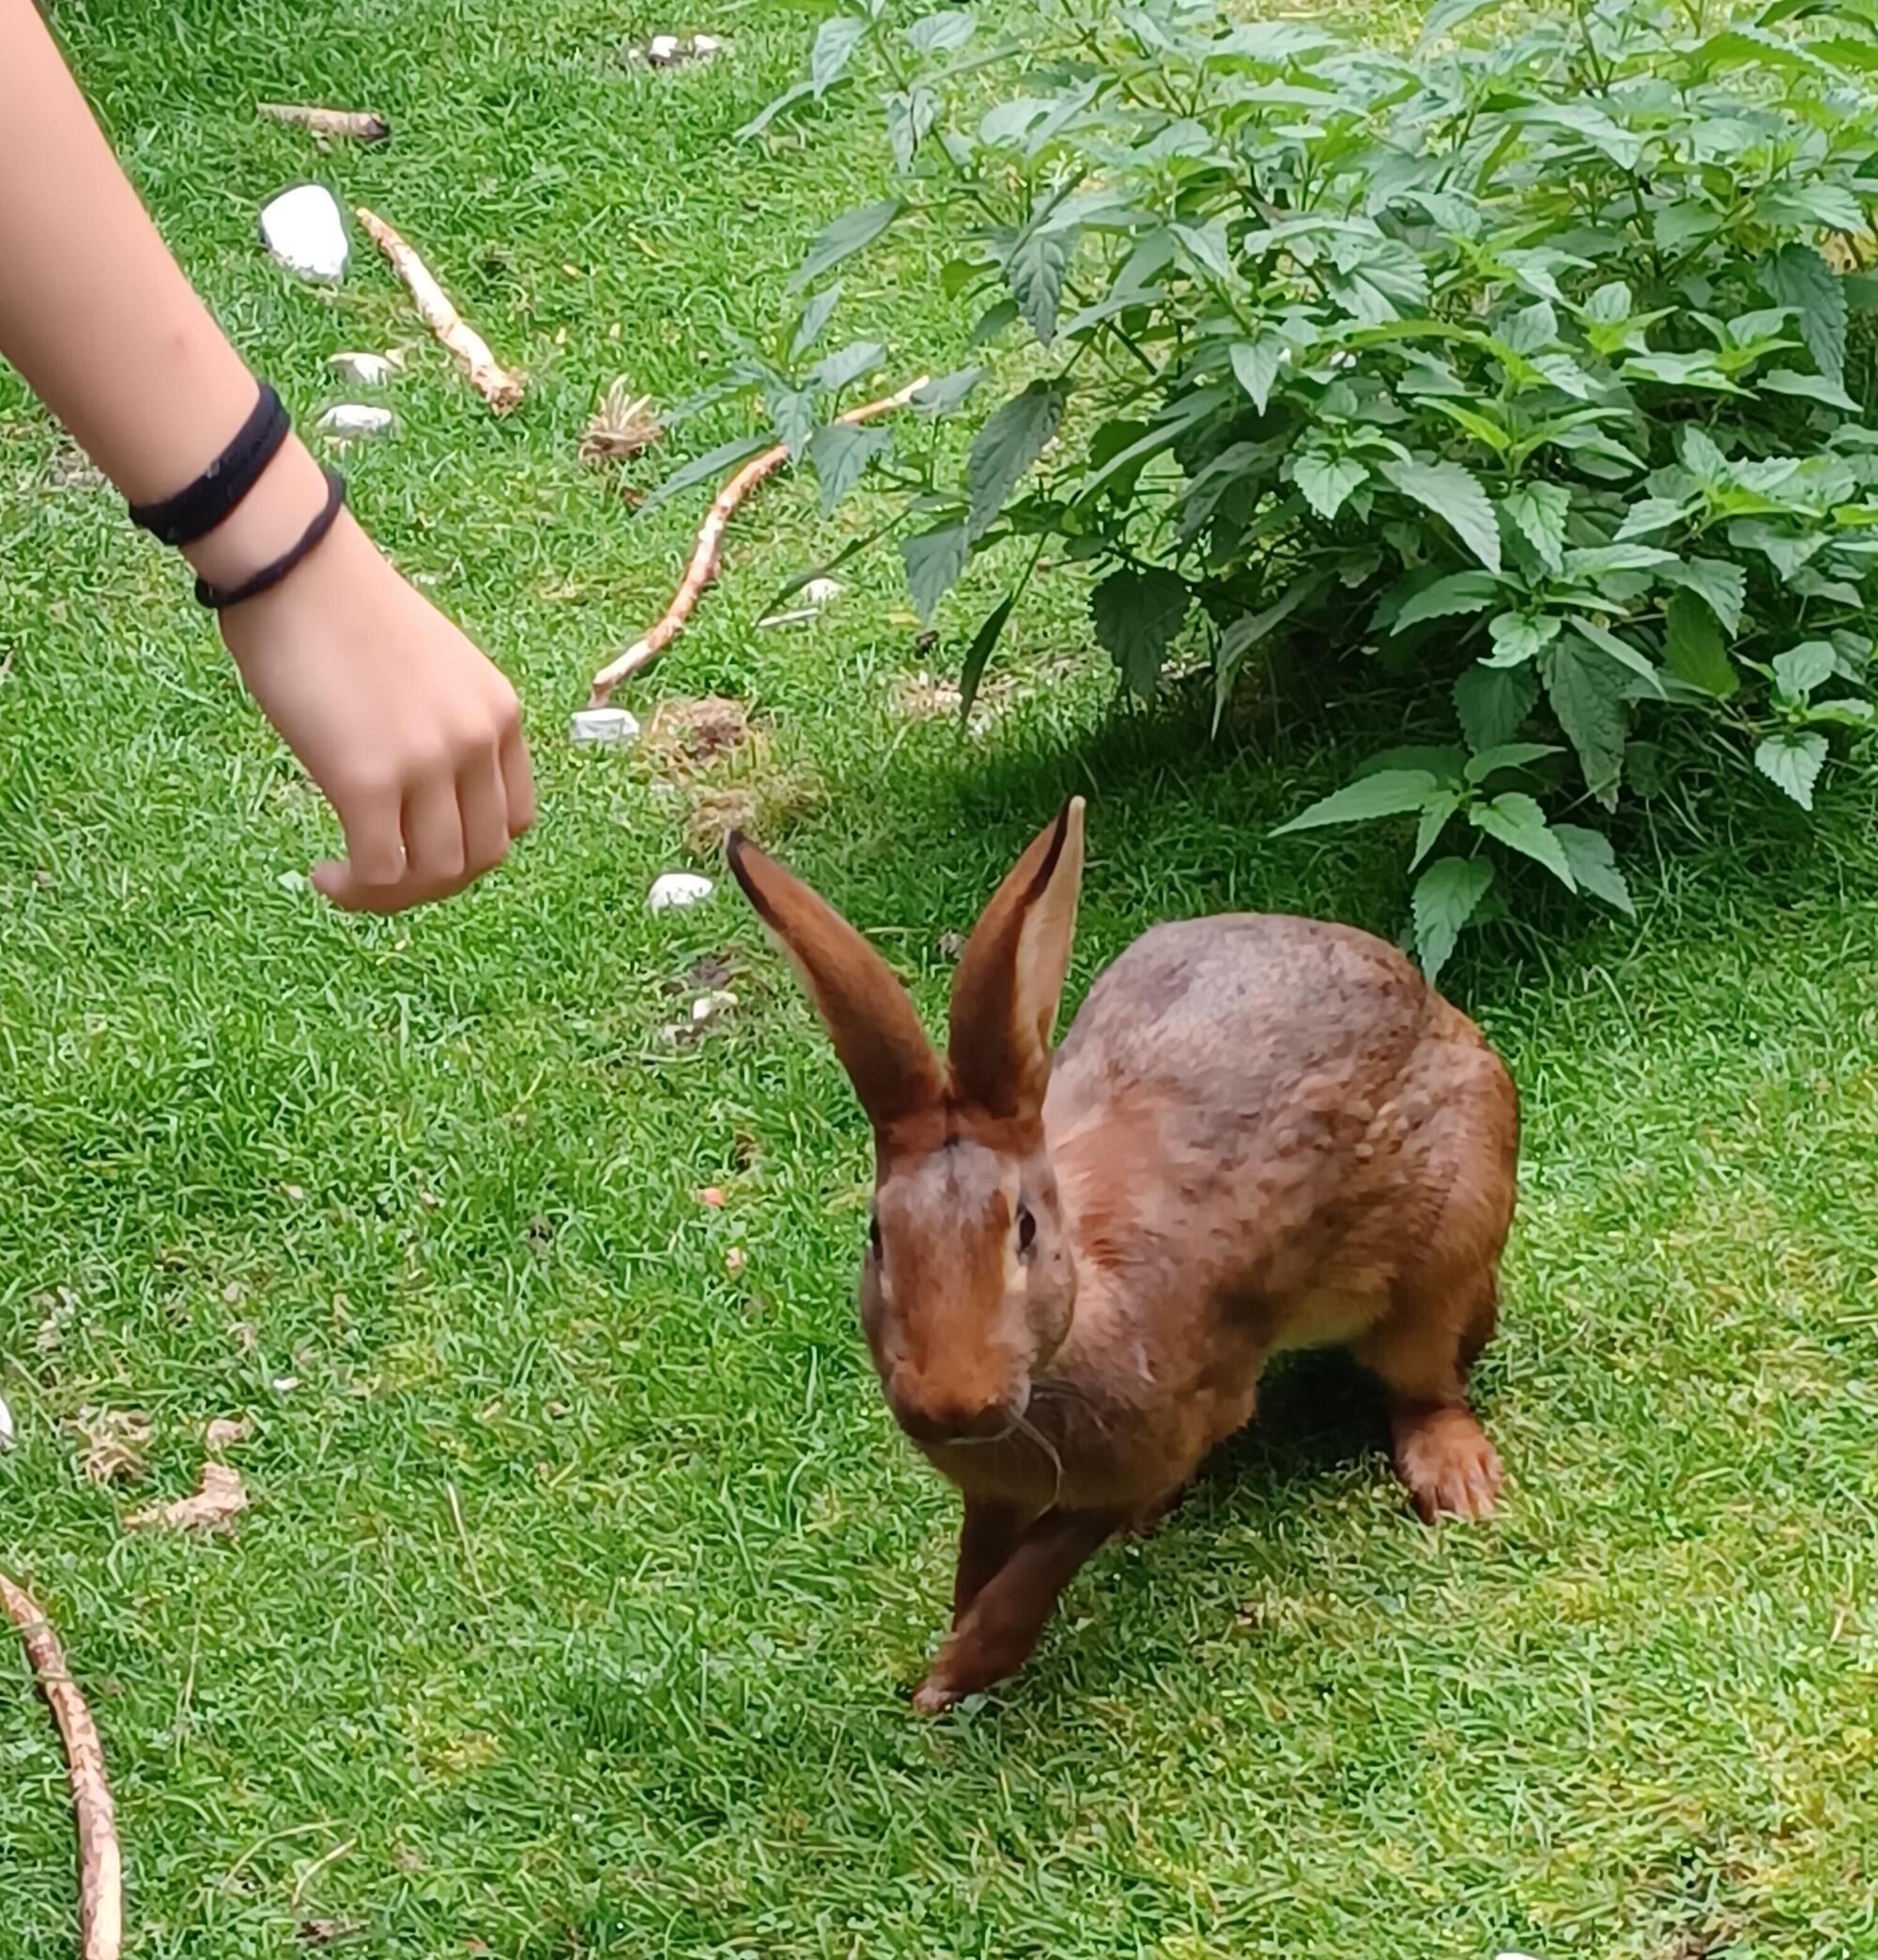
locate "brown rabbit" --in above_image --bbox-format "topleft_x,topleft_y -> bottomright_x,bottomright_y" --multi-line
727,796 -> 1517,1712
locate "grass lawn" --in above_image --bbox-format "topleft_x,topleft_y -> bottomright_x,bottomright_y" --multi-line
6,2 -> 1878,1955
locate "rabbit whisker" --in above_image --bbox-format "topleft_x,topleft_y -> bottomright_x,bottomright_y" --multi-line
1011,1411 -> 1065,1510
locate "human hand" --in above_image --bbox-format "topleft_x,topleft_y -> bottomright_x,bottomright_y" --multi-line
218,510 -> 534,912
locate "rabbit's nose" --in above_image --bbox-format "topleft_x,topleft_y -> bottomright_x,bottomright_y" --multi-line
889,1375 -> 1018,1445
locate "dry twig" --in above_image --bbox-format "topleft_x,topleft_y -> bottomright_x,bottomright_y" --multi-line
1,1574 -> 122,1960
256,102 -> 390,143
354,208 -> 524,412
589,376 -> 929,705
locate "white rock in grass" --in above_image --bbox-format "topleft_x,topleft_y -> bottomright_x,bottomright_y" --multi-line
649,872 -> 715,912
260,183 -> 349,282
0,1391 -> 14,1450
569,706 -> 641,748
328,350 -> 401,387
316,403 -> 393,438
691,33 -> 725,57
646,33 -> 685,62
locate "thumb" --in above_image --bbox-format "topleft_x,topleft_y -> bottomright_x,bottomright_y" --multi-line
311,857 -> 389,912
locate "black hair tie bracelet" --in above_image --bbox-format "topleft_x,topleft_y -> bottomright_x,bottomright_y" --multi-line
128,381 -> 290,547
193,468 -> 347,611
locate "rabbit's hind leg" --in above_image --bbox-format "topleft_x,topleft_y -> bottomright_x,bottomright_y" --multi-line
1353,1273 -> 1503,1524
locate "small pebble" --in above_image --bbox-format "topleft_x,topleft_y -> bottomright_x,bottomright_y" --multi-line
725,1247 -> 747,1275
697,1186 -> 726,1209
649,872 -> 715,912
690,988 -> 738,1023
569,706 -> 641,748
316,403 -> 393,438
259,183 -> 349,282
0,1392 -> 15,1451
328,350 -> 400,386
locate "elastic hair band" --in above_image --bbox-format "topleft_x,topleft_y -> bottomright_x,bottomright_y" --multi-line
193,468 -> 346,610
128,382 -> 290,547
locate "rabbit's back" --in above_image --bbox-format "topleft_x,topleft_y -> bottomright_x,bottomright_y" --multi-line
1043,913 -> 1515,1366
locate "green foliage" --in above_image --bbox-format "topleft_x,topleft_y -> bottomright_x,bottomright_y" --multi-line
731,0 -> 1878,974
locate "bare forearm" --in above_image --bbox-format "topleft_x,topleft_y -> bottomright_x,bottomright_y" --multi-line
0,0 -> 330,580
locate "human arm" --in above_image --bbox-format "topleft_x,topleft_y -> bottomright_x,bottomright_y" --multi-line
0,0 -> 533,910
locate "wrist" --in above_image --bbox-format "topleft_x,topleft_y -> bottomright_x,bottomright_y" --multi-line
181,434 -> 331,590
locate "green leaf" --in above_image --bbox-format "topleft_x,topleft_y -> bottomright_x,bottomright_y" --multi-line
641,432 -> 773,516
1571,616 -> 1663,692
1551,825 -> 1635,916
1455,662 -> 1540,749
792,201 -> 902,291
1230,337 -> 1286,414
1545,637 -> 1629,809
1663,591 -> 1739,698
1502,481 -> 1571,574
906,9 -> 976,54
1396,571 -> 1505,628
1212,19 -> 1341,61
965,381 -> 1068,540
913,367 -> 984,418
811,14 -> 868,94
1563,543 -> 1677,579
1486,611 -> 1562,667
1763,244 -> 1848,388
1380,457 -> 1501,570
1412,857 -> 1494,982
1773,640 -> 1837,701
790,284 -> 843,360
1470,791 -> 1576,890
1419,0 -> 1503,44
901,522 -> 970,621
1755,729 -> 1829,809
1293,454 -> 1370,522
1414,789 -> 1461,868
1808,697 -> 1876,729
1215,573 -> 1330,725
958,592 -> 1017,720
1092,566 -> 1190,696
762,377 -> 818,460
885,85 -> 939,170
811,339 -> 885,393
1759,368 -> 1859,412
738,78 -> 815,141
1272,768 -> 1440,836
807,422 -> 890,512
1172,221 -> 1235,284
970,298 -> 1020,346
1003,226 -> 1071,344
1658,557 -> 1747,635
1464,742 -> 1562,783
1615,497 -> 1689,541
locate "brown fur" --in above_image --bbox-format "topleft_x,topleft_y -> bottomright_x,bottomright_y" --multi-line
727,800 -> 1518,1710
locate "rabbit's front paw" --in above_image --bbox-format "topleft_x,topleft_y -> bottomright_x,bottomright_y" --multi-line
1393,1404 -> 1503,1523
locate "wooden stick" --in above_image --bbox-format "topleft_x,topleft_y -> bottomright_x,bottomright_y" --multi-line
589,377 -> 929,705
354,207 -> 525,412
1,1574 -> 122,1960
256,103 -> 390,143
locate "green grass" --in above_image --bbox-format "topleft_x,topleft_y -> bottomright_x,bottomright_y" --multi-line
5,3 -> 1878,1956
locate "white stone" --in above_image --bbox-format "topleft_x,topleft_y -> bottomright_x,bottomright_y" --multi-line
316,403 -> 393,437
260,183 -> 349,282
649,872 -> 715,912
646,33 -> 684,61
0,1392 -> 14,1450
328,350 -> 400,386
568,706 -> 641,747
690,988 -> 738,1023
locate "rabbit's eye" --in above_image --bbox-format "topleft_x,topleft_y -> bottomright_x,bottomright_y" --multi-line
869,1215 -> 884,1261
1016,1205 -> 1037,1256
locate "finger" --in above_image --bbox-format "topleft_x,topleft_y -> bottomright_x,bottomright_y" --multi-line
458,749 -> 510,880
312,787 -> 405,909
499,710 -> 535,838
403,771 -> 469,895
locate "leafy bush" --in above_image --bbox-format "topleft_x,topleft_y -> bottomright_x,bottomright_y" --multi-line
716,0 -> 1878,975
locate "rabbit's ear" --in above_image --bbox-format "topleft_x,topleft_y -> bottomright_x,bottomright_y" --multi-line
727,833 -> 944,1130
947,797 -> 1085,1118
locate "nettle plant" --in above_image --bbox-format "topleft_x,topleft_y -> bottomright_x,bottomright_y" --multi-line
716,0 -> 1878,974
